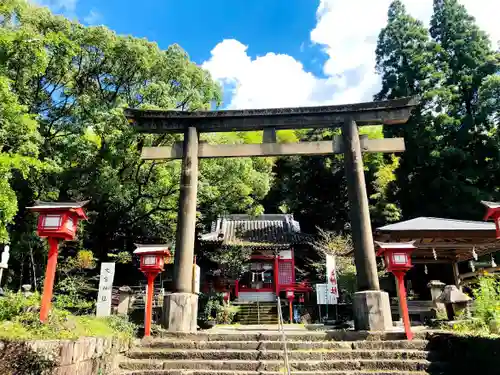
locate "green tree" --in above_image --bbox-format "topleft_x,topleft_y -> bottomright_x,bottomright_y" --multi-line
0,0 -> 274,289
375,0 -> 500,221
264,126 -> 401,233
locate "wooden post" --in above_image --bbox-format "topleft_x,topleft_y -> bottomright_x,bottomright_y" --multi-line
263,128 -> 277,143
452,262 -> 462,291
395,271 -> 413,340
173,126 -> 199,293
342,119 -> 380,291
394,274 -> 404,322
40,237 -> 59,323
144,274 -> 155,337
274,255 -> 280,296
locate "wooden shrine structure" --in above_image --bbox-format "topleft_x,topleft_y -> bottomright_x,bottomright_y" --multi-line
375,217 -> 500,288
199,214 -> 313,302
125,97 -> 417,332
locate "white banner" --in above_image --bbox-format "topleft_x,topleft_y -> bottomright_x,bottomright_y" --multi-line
326,254 -> 339,298
192,264 -> 200,294
96,262 -> 115,317
316,284 -> 337,305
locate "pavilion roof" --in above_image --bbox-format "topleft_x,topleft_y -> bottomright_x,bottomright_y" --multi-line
375,217 -> 500,263
199,214 -> 312,249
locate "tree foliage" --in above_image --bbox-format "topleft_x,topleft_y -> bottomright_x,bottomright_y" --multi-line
1,0 -> 499,294
0,0 -> 272,289
375,0 -> 500,220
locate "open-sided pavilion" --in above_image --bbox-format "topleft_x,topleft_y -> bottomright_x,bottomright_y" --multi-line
375,217 -> 500,287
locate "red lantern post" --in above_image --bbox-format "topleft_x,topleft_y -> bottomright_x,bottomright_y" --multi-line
134,244 -> 171,337
482,201 -> 500,238
375,241 -> 416,340
286,290 -> 294,323
27,201 -> 88,323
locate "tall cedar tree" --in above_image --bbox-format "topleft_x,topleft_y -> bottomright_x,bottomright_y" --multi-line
375,0 -> 500,221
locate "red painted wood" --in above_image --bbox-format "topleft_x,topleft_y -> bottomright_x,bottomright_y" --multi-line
40,237 -> 59,322
144,274 -> 155,337
274,256 -> 280,294
394,271 -> 413,340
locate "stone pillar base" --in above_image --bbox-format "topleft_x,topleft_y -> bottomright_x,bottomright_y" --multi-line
162,292 -> 198,333
353,290 -> 393,331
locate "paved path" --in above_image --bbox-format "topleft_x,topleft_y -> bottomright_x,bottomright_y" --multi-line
207,323 -> 430,335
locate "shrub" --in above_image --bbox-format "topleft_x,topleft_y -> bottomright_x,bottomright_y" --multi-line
53,294 -> 95,315
215,303 -> 239,324
0,291 -> 41,321
0,292 -> 137,340
472,274 -> 500,325
450,275 -> 500,335
0,341 -> 56,375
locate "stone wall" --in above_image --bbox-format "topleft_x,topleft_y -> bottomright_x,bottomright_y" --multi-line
1,336 -> 131,375
428,332 -> 500,375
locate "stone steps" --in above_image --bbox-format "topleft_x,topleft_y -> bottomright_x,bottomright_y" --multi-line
119,330 -> 445,375
119,359 -> 440,372
126,348 -> 432,361
122,371 -> 431,375
235,305 -> 279,325
154,331 -> 429,342
144,340 -> 429,351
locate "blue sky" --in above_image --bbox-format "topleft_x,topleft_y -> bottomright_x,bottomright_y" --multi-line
37,0 -> 499,109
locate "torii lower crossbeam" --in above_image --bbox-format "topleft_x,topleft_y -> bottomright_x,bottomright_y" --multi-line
140,137 -> 405,159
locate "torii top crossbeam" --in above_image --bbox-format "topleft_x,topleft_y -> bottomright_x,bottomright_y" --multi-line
124,97 -> 417,133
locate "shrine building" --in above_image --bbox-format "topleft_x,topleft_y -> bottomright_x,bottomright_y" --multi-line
199,214 -> 313,303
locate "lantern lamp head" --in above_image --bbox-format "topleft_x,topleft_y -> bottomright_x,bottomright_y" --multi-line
27,201 -> 88,240
286,290 -> 294,300
134,244 -> 171,275
481,201 -> 500,239
375,241 -> 416,273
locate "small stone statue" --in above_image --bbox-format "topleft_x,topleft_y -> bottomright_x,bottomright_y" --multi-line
0,245 -> 10,269
22,284 -> 33,297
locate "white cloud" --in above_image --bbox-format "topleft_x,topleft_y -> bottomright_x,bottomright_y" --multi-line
83,9 -> 103,25
34,0 -> 78,14
202,0 -> 500,110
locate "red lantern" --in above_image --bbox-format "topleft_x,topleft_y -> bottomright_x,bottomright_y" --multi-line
482,201 -> 500,239
222,291 -> 230,302
134,244 -> 171,337
27,201 -> 88,323
30,201 -> 88,240
375,241 -> 416,340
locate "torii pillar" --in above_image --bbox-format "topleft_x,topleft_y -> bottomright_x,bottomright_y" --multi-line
125,97 -> 417,332
163,126 -> 199,332
343,119 -> 392,331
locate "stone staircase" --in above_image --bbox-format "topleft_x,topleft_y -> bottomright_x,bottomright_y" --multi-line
118,330 -> 448,375
234,302 -> 279,324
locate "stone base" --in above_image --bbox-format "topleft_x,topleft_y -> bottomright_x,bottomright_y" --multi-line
353,290 -> 393,331
162,292 -> 198,333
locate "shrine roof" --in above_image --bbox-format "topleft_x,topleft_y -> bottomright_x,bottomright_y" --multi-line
134,244 -> 171,254
375,217 -> 500,263
28,200 -> 89,210
199,214 -> 311,248
377,217 -> 495,233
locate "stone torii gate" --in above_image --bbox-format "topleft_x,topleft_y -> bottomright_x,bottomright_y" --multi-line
125,97 -> 417,332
